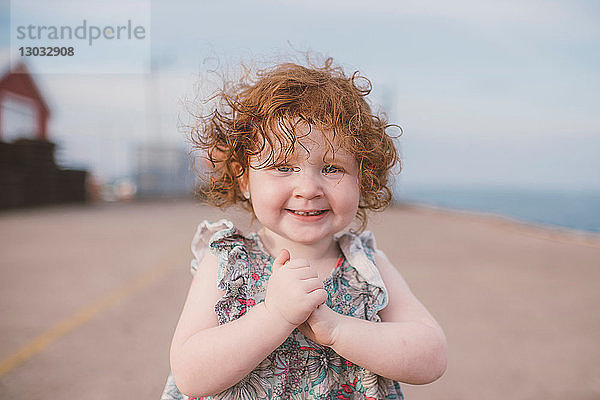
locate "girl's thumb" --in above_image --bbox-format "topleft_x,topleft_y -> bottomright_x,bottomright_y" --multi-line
273,249 -> 290,269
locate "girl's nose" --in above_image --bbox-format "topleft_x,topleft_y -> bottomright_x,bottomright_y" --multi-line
292,172 -> 324,199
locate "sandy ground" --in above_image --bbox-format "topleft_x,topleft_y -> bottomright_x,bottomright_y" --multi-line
0,199 -> 599,400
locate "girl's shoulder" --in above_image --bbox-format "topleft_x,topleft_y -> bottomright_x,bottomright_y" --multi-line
190,219 -> 272,325
332,230 -> 390,319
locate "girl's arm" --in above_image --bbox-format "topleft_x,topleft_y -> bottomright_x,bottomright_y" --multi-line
299,251 -> 447,384
170,250 -> 327,397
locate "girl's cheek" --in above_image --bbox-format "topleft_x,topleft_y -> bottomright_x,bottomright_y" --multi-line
252,186 -> 284,205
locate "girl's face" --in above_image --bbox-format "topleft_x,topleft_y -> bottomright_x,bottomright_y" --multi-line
244,123 -> 360,252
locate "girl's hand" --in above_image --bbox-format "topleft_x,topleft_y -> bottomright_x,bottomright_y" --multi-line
298,304 -> 342,347
264,249 -> 328,327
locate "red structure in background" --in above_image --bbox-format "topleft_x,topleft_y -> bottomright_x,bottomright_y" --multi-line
0,59 -> 87,209
0,61 -> 50,141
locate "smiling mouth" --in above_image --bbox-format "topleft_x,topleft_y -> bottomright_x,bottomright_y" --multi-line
286,209 -> 328,216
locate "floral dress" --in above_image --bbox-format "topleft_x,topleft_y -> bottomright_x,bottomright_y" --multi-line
162,219 -> 404,400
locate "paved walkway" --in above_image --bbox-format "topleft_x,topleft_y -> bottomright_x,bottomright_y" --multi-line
1,199 -> 599,399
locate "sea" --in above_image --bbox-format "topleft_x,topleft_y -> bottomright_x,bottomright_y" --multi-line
394,185 -> 600,235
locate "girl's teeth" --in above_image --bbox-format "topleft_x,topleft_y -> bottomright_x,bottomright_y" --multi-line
293,210 -> 324,216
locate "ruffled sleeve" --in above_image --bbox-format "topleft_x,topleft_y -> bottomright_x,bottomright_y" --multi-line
337,230 -> 388,320
190,219 -> 263,325
189,219 -> 237,275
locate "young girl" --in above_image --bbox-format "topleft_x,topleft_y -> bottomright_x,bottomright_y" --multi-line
162,59 -> 447,400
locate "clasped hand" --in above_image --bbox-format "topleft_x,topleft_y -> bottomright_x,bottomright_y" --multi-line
264,249 -> 340,346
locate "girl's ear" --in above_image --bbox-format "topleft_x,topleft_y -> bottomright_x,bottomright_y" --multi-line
240,184 -> 250,200
238,169 -> 250,200
231,161 -> 246,194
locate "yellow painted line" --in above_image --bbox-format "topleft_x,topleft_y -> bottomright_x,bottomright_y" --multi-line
0,246 -> 187,378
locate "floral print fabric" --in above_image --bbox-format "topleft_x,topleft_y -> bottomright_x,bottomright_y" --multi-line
162,220 -> 404,400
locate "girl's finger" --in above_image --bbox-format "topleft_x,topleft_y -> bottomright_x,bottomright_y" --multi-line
297,321 -> 315,341
307,288 -> 329,306
272,249 -> 291,269
302,277 -> 325,292
295,267 -> 320,280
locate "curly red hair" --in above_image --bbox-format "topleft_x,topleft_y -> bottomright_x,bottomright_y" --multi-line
190,58 -> 401,229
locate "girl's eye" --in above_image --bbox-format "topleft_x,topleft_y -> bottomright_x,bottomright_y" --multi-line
322,165 -> 343,174
275,165 -> 299,173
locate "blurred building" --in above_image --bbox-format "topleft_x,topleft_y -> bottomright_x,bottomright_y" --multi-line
0,60 -> 50,141
0,57 -> 87,209
135,142 -> 195,198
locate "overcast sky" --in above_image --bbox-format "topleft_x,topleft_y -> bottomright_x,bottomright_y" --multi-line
1,0 -> 599,190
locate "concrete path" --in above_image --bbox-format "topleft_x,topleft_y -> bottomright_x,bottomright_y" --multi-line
1,199 -> 599,399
